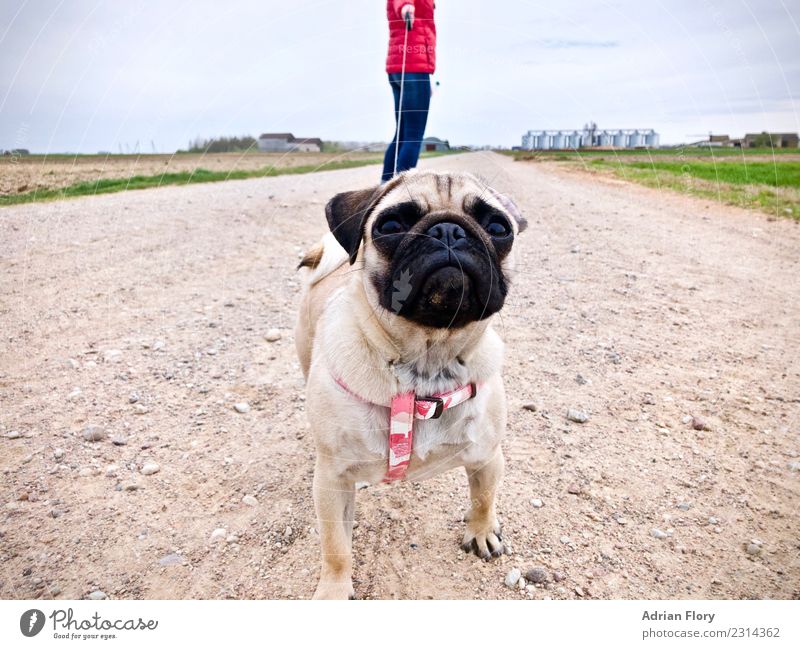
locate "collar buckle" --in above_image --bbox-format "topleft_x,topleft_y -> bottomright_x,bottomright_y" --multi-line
421,396 -> 445,419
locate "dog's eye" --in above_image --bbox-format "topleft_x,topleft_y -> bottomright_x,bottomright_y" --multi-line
486,219 -> 510,238
372,202 -> 423,241
377,219 -> 404,235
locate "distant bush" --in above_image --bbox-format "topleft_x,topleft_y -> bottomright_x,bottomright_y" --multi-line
183,136 -> 257,153
750,132 -> 774,148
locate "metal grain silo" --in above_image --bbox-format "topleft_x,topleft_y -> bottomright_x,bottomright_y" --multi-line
645,130 -> 659,148
569,131 -> 582,148
628,130 -> 643,147
551,131 -> 565,149
599,130 -> 613,147
538,131 -> 551,150
613,130 -> 626,147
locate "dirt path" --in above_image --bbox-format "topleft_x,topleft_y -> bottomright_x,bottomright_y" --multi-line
1,152 -> 798,600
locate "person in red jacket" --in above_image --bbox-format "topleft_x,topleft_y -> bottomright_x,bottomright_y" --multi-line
381,0 -> 436,182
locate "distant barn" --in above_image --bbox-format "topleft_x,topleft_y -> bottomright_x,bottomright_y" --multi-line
709,134 -> 731,145
257,133 -> 323,153
743,132 -> 798,148
422,136 -> 450,152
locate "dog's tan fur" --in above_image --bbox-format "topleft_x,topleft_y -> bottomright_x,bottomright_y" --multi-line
295,171 -> 522,599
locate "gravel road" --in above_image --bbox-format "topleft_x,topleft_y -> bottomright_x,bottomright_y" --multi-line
1,151 -> 798,600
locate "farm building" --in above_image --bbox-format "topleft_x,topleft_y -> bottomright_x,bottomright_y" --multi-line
742,132 -> 799,148
422,136 -> 450,152
699,132 -> 799,148
690,134 -> 736,147
257,133 -> 323,152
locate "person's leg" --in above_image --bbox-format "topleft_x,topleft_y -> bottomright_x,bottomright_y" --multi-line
395,73 -> 431,173
381,74 -> 402,182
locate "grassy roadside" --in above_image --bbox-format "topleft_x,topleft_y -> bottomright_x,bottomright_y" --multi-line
0,158 -> 381,207
593,159 -> 799,220
0,150 -> 458,207
503,148 -> 800,220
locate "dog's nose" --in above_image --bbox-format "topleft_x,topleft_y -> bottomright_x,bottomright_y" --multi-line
427,222 -> 466,247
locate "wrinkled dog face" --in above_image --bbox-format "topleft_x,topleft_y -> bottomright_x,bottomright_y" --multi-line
325,171 -> 526,329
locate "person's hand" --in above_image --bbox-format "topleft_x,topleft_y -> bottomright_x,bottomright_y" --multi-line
400,3 -> 414,29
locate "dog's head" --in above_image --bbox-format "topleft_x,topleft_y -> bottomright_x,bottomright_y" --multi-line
325,171 -> 526,329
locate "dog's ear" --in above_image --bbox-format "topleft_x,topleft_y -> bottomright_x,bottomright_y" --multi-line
325,185 -> 387,263
488,187 -> 527,233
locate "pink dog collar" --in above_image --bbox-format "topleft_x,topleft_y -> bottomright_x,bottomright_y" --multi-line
333,375 -> 478,482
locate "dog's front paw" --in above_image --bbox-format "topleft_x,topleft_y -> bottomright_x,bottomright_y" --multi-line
313,579 -> 355,600
460,518 -> 504,561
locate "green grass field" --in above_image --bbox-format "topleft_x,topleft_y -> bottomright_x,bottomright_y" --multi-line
505,148 -> 800,220
598,159 -> 800,187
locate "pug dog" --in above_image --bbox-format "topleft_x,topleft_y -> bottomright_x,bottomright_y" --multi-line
295,170 -> 526,599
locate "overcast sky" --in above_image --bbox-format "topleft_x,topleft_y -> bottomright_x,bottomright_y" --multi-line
1,0 -> 798,152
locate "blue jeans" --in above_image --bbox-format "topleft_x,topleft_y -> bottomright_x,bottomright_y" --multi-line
381,72 -> 431,182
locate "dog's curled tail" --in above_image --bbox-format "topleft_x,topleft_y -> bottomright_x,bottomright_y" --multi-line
297,232 -> 349,288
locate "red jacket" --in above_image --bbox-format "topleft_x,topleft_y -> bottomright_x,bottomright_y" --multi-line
386,0 -> 436,74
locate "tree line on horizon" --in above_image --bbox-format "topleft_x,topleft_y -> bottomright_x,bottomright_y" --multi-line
182,135 -> 257,153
